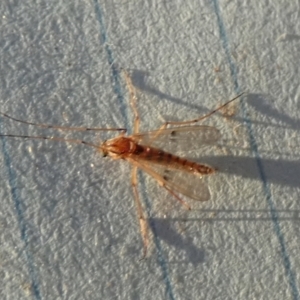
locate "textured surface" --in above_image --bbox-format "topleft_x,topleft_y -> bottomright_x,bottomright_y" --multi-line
0,1 -> 300,299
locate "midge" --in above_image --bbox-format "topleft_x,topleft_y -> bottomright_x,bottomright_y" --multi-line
0,70 -> 243,258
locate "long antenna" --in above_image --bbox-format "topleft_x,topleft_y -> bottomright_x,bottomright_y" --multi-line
0,134 -> 100,149
0,110 -> 126,133
165,92 -> 245,126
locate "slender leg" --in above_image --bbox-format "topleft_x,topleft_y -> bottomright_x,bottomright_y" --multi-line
131,166 -> 149,259
121,70 -> 149,257
160,93 -> 245,130
124,70 -> 149,257
144,93 -> 245,145
122,69 -> 140,134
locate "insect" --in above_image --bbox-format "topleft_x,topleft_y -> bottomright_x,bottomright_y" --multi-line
0,70 -> 243,258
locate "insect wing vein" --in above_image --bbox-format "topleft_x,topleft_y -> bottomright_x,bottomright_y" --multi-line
132,125 -> 220,153
129,157 -> 210,201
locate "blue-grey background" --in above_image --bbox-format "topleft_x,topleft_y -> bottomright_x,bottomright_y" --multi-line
0,1 -> 299,299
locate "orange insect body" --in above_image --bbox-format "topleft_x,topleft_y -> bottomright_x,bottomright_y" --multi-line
101,135 -> 215,175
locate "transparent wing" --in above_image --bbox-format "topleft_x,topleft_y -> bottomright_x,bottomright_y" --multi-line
131,125 -> 220,153
128,157 -> 211,201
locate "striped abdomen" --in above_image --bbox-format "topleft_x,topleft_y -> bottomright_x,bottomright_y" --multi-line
130,144 -> 215,175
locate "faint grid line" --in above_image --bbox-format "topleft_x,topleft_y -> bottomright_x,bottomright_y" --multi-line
92,1 -> 175,299
93,0 -> 129,129
139,172 -> 176,300
0,134 -> 41,300
211,1 -> 300,299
